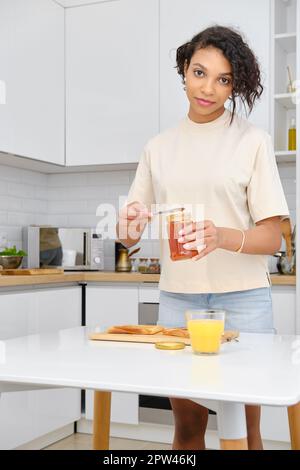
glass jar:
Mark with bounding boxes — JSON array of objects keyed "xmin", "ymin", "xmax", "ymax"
[
  {"xmin": 148, "ymin": 258, "xmax": 160, "ymax": 274},
  {"xmin": 138, "ymin": 257, "xmax": 149, "ymax": 273},
  {"xmin": 167, "ymin": 211, "xmax": 198, "ymax": 261}
]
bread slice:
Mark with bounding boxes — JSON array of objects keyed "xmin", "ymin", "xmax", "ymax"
[
  {"xmin": 163, "ymin": 328, "xmax": 189, "ymax": 338},
  {"xmin": 106, "ymin": 324, "xmax": 164, "ymax": 335}
]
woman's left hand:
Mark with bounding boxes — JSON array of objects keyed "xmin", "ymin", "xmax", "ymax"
[{"xmin": 178, "ymin": 219, "xmax": 221, "ymax": 261}]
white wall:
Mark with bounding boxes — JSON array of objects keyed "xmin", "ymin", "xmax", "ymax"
[
  {"xmin": 159, "ymin": 0, "xmax": 271, "ymax": 132},
  {"xmin": 0, "ymin": 165, "xmax": 48, "ymax": 247},
  {"xmin": 47, "ymin": 170, "xmax": 158, "ymax": 269}
]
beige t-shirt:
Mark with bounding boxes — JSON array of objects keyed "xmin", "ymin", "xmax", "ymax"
[{"xmin": 127, "ymin": 108, "xmax": 289, "ymax": 293}]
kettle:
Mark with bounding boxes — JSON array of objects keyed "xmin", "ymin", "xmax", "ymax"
[{"xmin": 115, "ymin": 246, "xmax": 140, "ymax": 272}]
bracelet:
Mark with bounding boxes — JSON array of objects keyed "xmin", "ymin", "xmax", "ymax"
[{"xmin": 236, "ymin": 229, "xmax": 245, "ymax": 253}]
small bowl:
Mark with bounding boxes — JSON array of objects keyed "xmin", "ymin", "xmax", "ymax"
[{"xmin": 0, "ymin": 256, "xmax": 23, "ymax": 269}]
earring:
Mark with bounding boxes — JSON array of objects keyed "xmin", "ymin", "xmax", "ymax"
[{"xmin": 183, "ymin": 77, "xmax": 186, "ymax": 91}]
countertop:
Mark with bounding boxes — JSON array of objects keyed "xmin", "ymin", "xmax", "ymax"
[
  {"xmin": 0, "ymin": 270, "xmax": 296, "ymax": 288},
  {"xmin": 0, "ymin": 271, "xmax": 160, "ymax": 287}
]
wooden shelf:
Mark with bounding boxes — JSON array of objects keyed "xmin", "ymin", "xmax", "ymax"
[
  {"xmin": 274, "ymin": 32, "xmax": 297, "ymax": 53},
  {"xmin": 274, "ymin": 93, "xmax": 296, "ymax": 110}
]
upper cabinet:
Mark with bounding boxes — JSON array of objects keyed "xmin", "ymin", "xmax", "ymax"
[
  {"xmin": 66, "ymin": 0, "xmax": 159, "ymax": 166},
  {"xmin": 0, "ymin": 0, "xmax": 277, "ymax": 168},
  {"xmin": 0, "ymin": 0, "xmax": 65, "ymax": 165},
  {"xmin": 159, "ymin": 0, "xmax": 271, "ymax": 132}
]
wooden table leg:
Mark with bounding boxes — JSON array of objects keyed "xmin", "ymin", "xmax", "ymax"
[
  {"xmin": 220, "ymin": 438, "xmax": 248, "ymax": 450},
  {"xmin": 93, "ymin": 391, "xmax": 111, "ymax": 450},
  {"xmin": 288, "ymin": 402, "xmax": 300, "ymax": 450}
]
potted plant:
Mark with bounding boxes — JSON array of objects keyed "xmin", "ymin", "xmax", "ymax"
[{"xmin": 0, "ymin": 246, "xmax": 27, "ymax": 269}]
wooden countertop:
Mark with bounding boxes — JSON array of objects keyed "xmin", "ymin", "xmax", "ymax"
[
  {"xmin": 0, "ymin": 271, "xmax": 295, "ymax": 288},
  {"xmin": 0, "ymin": 271, "xmax": 160, "ymax": 287},
  {"xmin": 269, "ymin": 274, "xmax": 296, "ymax": 286}
]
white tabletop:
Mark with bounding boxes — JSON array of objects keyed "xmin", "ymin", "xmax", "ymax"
[{"xmin": 0, "ymin": 327, "xmax": 299, "ymax": 407}]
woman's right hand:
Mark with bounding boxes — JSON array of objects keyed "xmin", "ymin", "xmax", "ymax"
[{"xmin": 118, "ymin": 201, "xmax": 152, "ymax": 242}]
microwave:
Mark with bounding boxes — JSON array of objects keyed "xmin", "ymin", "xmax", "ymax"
[{"xmin": 22, "ymin": 226, "xmax": 104, "ymax": 271}]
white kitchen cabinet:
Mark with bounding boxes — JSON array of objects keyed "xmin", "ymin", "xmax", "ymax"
[
  {"xmin": 139, "ymin": 284, "xmax": 160, "ymax": 304},
  {"xmin": 85, "ymin": 284, "xmax": 139, "ymax": 424},
  {"xmin": 260, "ymin": 285, "xmax": 296, "ymax": 444},
  {"xmin": 66, "ymin": 0, "xmax": 159, "ymax": 165},
  {"xmin": 0, "ymin": 0, "xmax": 65, "ymax": 164},
  {"xmin": 272, "ymin": 285, "xmax": 296, "ymax": 335},
  {"xmin": 159, "ymin": 0, "xmax": 271, "ymax": 132},
  {"xmin": 0, "ymin": 286, "xmax": 82, "ymax": 449}
]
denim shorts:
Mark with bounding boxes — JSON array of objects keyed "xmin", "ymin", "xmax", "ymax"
[{"xmin": 158, "ymin": 287, "xmax": 275, "ymax": 334}]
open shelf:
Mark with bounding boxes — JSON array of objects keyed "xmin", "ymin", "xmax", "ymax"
[
  {"xmin": 274, "ymin": 32, "xmax": 297, "ymax": 53},
  {"xmin": 275, "ymin": 150, "xmax": 296, "ymax": 163},
  {"xmin": 274, "ymin": 93, "xmax": 296, "ymax": 110},
  {"xmin": 274, "ymin": 0, "xmax": 297, "ymax": 35}
]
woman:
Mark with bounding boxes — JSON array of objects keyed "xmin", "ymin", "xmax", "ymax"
[{"xmin": 116, "ymin": 25, "xmax": 289, "ymax": 450}]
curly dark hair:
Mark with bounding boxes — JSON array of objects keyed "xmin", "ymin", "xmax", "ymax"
[{"xmin": 176, "ymin": 25, "xmax": 264, "ymax": 124}]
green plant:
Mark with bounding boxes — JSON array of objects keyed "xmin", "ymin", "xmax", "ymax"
[{"xmin": 0, "ymin": 245, "xmax": 27, "ymax": 256}]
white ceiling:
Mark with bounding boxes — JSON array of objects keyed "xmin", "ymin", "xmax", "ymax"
[{"xmin": 54, "ymin": 0, "xmax": 119, "ymax": 8}]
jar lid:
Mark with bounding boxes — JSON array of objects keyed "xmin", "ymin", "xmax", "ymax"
[
  {"xmin": 155, "ymin": 341, "xmax": 186, "ymax": 350},
  {"xmin": 167, "ymin": 211, "xmax": 190, "ymax": 222}
]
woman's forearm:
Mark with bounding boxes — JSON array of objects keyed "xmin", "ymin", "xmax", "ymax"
[{"xmin": 218, "ymin": 224, "xmax": 282, "ymax": 255}]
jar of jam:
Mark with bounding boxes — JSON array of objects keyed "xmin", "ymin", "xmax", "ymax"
[{"xmin": 167, "ymin": 211, "xmax": 198, "ymax": 261}]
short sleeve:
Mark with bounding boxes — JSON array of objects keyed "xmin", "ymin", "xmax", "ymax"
[
  {"xmin": 247, "ymin": 133, "xmax": 289, "ymax": 223},
  {"xmin": 126, "ymin": 145, "xmax": 156, "ymax": 210}
]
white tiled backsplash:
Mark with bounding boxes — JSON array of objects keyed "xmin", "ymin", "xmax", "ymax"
[
  {"xmin": 0, "ymin": 162, "xmax": 296, "ymax": 271},
  {"xmin": 0, "ymin": 164, "xmax": 159, "ymax": 270}
]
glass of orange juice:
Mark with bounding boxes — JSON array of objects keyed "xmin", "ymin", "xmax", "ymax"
[{"xmin": 186, "ymin": 309, "xmax": 225, "ymax": 355}]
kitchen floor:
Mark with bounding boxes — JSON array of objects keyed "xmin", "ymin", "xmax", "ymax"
[{"xmin": 44, "ymin": 433, "xmax": 172, "ymax": 450}]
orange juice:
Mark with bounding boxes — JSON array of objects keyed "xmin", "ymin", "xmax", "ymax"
[{"xmin": 187, "ymin": 319, "xmax": 224, "ymax": 354}]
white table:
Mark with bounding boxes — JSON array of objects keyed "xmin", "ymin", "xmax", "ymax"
[{"xmin": 0, "ymin": 326, "xmax": 299, "ymax": 450}]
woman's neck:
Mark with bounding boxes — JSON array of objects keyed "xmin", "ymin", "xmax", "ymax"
[{"xmin": 188, "ymin": 105, "xmax": 225, "ymax": 124}]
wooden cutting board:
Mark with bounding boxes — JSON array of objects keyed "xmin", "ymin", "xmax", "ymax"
[
  {"xmin": 89, "ymin": 330, "xmax": 239, "ymax": 345},
  {"xmin": 1, "ymin": 268, "xmax": 64, "ymax": 275}
]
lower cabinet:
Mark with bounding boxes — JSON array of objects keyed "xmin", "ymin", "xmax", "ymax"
[
  {"xmin": 85, "ymin": 284, "xmax": 139, "ymax": 425},
  {"xmin": 260, "ymin": 285, "xmax": 296, "ymax": 443},
  {"xmin": 271, "ymin": 285, "xmax": 296, "ymax": 335},
  {"xmin": 0, "ymin": 286, "xmax": 82, "ymax": 449}
]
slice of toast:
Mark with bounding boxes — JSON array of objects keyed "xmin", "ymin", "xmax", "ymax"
[
  {"xmin": 163, "ymin": 328, "xmax": 189, "ymax": 338},
  {"xmin": 105, "ymin": 325, "xmax": 239, "ymax": 342},
  {"xmin": 106, "ymin": 324, "xmax": 164, "ymax": 335}
]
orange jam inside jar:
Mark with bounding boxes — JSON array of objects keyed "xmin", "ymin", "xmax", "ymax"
[{"xmin": 167, "ymin": 211, "xmax": 198, "ymax": 261}]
